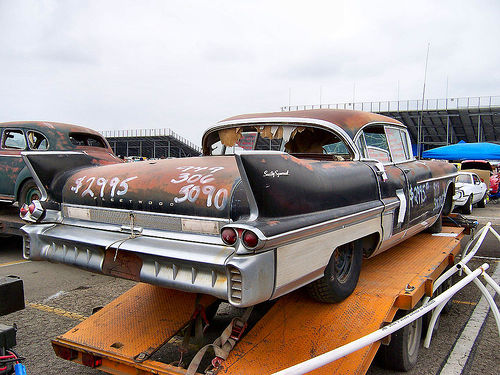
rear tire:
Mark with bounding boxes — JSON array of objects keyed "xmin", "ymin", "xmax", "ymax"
[
  {"xmin": 377, "ymin": 308, "xmax": 422, "ymax": 371},
  {"xmin": 306, "ymin": 242, "xmax": 362, "ymax": 303},
  {"xmin": 462, "ymin": 195, "xmax": 473, "ymax": 214},
  {"xmin": 477, "ymin": 193, "xmax": 487, "ymax": 208},
  {"xmin": 18, "ymin": 179, "xmax": 41, "ymax": 206}
]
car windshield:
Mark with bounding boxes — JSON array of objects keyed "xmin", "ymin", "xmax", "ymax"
[
  {"xmin": 456, "ymin": 174, "xmax": 472, "ymax": 184},
  {"xmin": 205, "ymin": 124, "xmax": 353, "ymax": 160}
]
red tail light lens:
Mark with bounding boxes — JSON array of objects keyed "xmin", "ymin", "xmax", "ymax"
[
  {"xmin": 20, "ymin": 206, "xmax": 28, "ymax": 216},
  {"xmin": 53, "ymin": 344, "xmax": 78, "ymax": 360},
  {"xmin": 242, "ymin": 230, "xmax": 258, "ymax": 248},
  {"xmin": 81, "ymin": 352, "xmax": 102, "ymax": 368},
  {"xmin": 221, "ymin": 228, "xmax": 237, "ymax": 245},
  {"xmin": 28, "ymin": 203, "xmax": 36, "ymax": 214}
]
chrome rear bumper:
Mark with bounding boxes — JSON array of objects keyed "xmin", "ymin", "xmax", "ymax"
[{"xmin": 21, "ymin": 223, "xmax": 275, "ymax": 307}]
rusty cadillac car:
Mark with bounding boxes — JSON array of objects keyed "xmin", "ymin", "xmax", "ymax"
[
  {"xmin": 20, "ymin": 110, "xmax": 456, "ymax": 307},
  {"xmin": 0, "ymin": 121, "xmax": 121, "ymax": 206}
]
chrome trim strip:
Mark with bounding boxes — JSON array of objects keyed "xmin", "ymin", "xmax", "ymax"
[
  {"xmin": 418, "ymin": 173, "xmax": 458, "ymax": 184},
  {"xmin": 382, "ymin": 199, "xmax": 399, "ymax": 211},
  {"xmin": 0, "ymin": 154, "xmax": 22, "ymax": 158},
  {"xmin": 234, "ymin": 156, "xmax": 259, "ymax": 221},
  {"xmin": 21, "ymin": 150, "xmax": 82, "ymax": 156},
  {"xmin": 225, "ymin": 205, "xmax": 384, "ymax": 249}
]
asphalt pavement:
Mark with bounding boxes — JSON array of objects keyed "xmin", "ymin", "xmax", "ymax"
[{"xmin": 0, "ymin": 203, "xmax": 498, "ymax": 375}]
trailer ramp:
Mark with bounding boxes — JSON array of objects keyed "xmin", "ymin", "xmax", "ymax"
[{"xmin": 52, "ymin": 227, "xmax": 463, "ymax": 375}]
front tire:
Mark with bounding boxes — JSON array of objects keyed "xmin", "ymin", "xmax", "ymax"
[
  {"xmin": 306, "ymin": 242, "xmax": 362, "ymax": 303},
  {"xmin": 18, "ymin": 179, "xmax": 41, "ymax": 206}
]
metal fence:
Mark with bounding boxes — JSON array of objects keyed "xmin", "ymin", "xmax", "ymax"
[
  {"xmin": 281, "ymin": 96, "xmax": 500, "ymax": 113},
  {"xmin": 100, "ymin": 128, "xmax": 201, "ymax": 153}
]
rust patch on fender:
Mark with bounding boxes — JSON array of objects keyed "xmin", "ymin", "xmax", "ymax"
[{"xmin": 279, "ymin": 154, "xmax": 314, "ymax": 171}]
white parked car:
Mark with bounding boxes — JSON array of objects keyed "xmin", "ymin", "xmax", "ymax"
[{"xmin": 454, "ymin": 172, "xmax": 488, "ymax": 214}]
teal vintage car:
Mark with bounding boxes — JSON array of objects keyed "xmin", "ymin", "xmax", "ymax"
[{"xmin": 0, "ymin": 121, "xmax": 122, "ymax": 206}]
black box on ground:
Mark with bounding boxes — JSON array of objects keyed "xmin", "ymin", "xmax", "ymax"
[
  {"xmin": 0, "ymin": 324, "xmax": 16, "ymax": 348},
  {"xmin": 0, "ymin": 276, "xmax": 25, "ymax": 316}
]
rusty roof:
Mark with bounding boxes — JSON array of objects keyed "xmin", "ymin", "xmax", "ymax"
[
  {"xmin": 218, "ymin": 109, "xmax": 403, "ymax": 138},
  {"xmin": 0, "ymin": 121, "xmax": 103, "ymax": 137}
]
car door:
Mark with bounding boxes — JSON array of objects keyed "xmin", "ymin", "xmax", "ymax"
[
  {"xmin": 471, "ymin": 174, "xmax": 485, "ymax": 204},
  {"xmin": 0, "ymin": 128, "xmax": 28, "ymax": 201},
  {"xmin": 358, "ymin": 124, "xmax": 410, "ymax": 239}
]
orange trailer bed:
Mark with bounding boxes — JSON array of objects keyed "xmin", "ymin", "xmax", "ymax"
[{"xmin": 52, "ymin": 227, "xmax": 464, "ymax": 375}]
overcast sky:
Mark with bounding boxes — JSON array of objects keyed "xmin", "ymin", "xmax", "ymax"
[{"xmin": 0, "ymin": 0, "xmax": 499, "ymax": 145}]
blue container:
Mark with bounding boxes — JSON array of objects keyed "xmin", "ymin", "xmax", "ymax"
[{"xmin": 14, "ymin": 363, "xmax": 27, "ymax": 375}]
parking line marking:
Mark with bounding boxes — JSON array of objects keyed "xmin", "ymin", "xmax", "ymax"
[
  {"xmin": 27, "ymin": 302, "xmax": 88, "ymax": 322},
  {"xmin": 0, "ymin": 259, "xmax": 31, "ymax": 267},
  {"xmin": 452, "ymin": 300, "xmax": 478, "ymax": 306},
  {"xmin": 440, "ymin": 263, "xmax": 500, "ymax": 375}
]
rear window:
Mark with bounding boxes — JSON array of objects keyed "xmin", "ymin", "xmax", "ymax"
[
  {"xmin": 69, "ymin": 133, "xmax": 107, "ymax": 148},
  {"xmin": 456, "ymin": 174, "xmax": 472, "ymax": 184},
  {"xmin": 205, "ymin": 124, "xmax": 354, "ymax": 160},
  {"xmin": 461, "ymin": 161, "xmax": 492, "ymax": 171}
]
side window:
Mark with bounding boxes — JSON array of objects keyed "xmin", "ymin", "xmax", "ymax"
[
  {"xmin": 386, "ymin": 127, "xmax": 409, "ymax": 163},
  {"xmin": 27, "ymin": 131, "xmax": 49, "ymax": 150},
  {"xmin": 69, "ymin": 133, "xmax": 107, "ymax": 148},
  {"xmin": 87, "ymin": 136, "xmax": 106, "ymax": 148},
  {"xmin": 2, "ymin": 129, "xmax": 27, "ymax": 150},
  {"xmin": 363, "ymin": 126, "xmax": 391, "ymax": 163},
  {"xmin": 473, "ymin": 175, "xmax": 480, "ymax": 184}
]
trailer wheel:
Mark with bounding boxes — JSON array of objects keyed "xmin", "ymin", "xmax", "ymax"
[
  {"xmin": 462, "ymin": 195, "xmax": 473, "ymax": 214},
  {"xmin": 439, "ymin": 268, "xmax": 454, "ymax": 314},
  {"xmin": 306, "ymin": 242, "xmax": 362, "ymax": 303},
  {"xmin": 377, "ymin": 308, "xmax": 422, "ymax": 371}
]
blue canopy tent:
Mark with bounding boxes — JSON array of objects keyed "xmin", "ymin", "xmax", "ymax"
[{"xmin": 421, "ymin": 141, "xmax": 500, "ymax": 160}]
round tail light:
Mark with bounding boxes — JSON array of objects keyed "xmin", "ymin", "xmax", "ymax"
[
  {"xmin": 221, "ymin": 228, "xmax": 237, "ymax": 245},
  {"xmin": 242, "ymin": 230, "xmax": 259, "ymax": 248},
  {"xmin": 28, "ymin": 203, "xmax": 36, "ymax": 214},
  {"xmin": 20, "ymin": 205, "xmax": 28, "ymax": 216}
]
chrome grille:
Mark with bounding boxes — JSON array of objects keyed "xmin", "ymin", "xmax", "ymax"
[
  {"xmin": 62, "ymin": 204, "xmax": 225, "ymax": 234},
  {"xmin": 23, "ymin": 235, "xmax": 31, "ymax": 258},
  {"xmin": 228, "ymin": 266, "xmax": 243, "ymax": 303}
]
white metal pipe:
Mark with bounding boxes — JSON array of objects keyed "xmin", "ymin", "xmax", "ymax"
[
  {"xmin": 424, "ymin": 262, "xmax": 500, "ymax": 347},
  {"xmin": 272, "ymin": 264, "xmax": 489, "ymax": 375},
  {"xmin": 461, "ymin": 223, "xmax": 491, "ymax": 265},
  {"xmin": 482, "ymin": 272, "xmax": 500, "ymax": 296},
  {"xmin": 489, "ymin": 225, "xmax": 500, "ymax": 243},
  {"xmin": 423, "ymin": 295, "xmax": 452, "ymax": 348},
  {"xmin": 462, "ymin": 264, "xmax": 500, "ymax": 337},
  {"xmin": 425, "ymin": 223, "xmax": 500, "ymax": 346}
]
